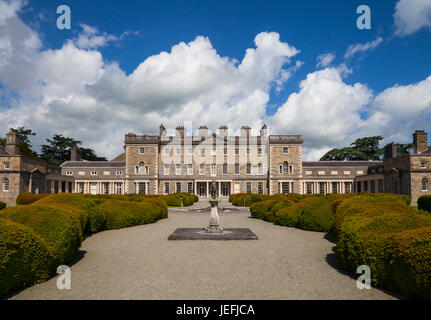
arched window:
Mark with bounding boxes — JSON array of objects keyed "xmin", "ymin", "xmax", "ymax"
[
  {"xmin": 283, "ymin": 161, "xmax": 288, "ymax": 174},
  {"xmin": 422, "ymin": 177, "xmax": 429, "ymax": 191},
  {"xmin": 136, "ymin": 162, "xmax": 149, "ymax": 175},
  {"xmin": 3, "ymin": 178, "xmax": 9, "ymax": 191}
]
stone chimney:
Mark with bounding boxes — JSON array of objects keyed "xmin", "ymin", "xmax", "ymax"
[
  {"xmin": 260, "ymin": 124, "xmax": 268, "ymax": 137},
  {"xmin": 219, "ymin": 125, "xmax": 228, "ymax": 136},
  {"xmin": 176, "ymin": 126, "xmax": 185, "ymax": 137},
  {"xmin": 384, "ymin": 142, "xmax": 398, "ymax": 159},
  {"xmin": 159, "ymin": 124, "xmax": 167, "ymax": 137},
  {"xmin": 70, "ymin": 146, "xmax": 82, "ymax": 161},
  {"xmin": 241, "ymin": 126, "xmax": 251, "ymax": 136},
  {"xmin": 413, "ymin": 130, "xmax": 428, "ymax": 154},
  {"xmin": 5, "ymin": 131, "xmax": 20, "ymax": 155},
  {"xmin": 198, "ymin": 126, "xmax": 208, "ymax": 137}
]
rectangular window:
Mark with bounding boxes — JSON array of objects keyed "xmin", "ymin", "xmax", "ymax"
[
  {"xmin": 235, "ymin": 148, "xmax": 239, "ymax": 155},
  {"xmin": 187, "ymin": 164, "xmax": 193, "ymax": 175},
  {"xmin": 176, "ymin": 182, "xmax": 181, "ymax": 193},
  {"xmin": 164, "ymin": 148, "xmax": 170, "ymax": 155},
  {"xmin": 66, "ymin": 171, "xmax": 73, "ymax": 176},
  {"xmin": 378, "ymin": 180, "xmax": 383, "ymax": 193},
  {"xmin": 258, "ymin": 182, "xmax": 263, "ymax": 194},
  {"xmin": 246, "ymin": 163, "xmax": 251, "ymax": 174},
  {"xmin": 283, "ymin": 147, "xmax": 289, "ymax": 154},
  {"xmin": 306, "ymin": 182, "xmax": 313, "ymax": 194},
  {"xmin": 345, "ymin": 182, "xmax": 351, "ymax": 193},
  {"xmin": 200, "ymin": 148, "xmax": 205, "ymax": 156},
  {"xmin": 187, "ymin": 148, "xmax": 193, "ymax": 156},
  {"xmin": 281, "ymin": 182, "xmax": 290, "ymax": 194},
  {"xmin": 258, "ymin": 148, "xmax": 262, "ymax": 155},
  {"xmin": 138, "ymin": 182, "xmax": 147, "ymax": 194},
  {"xmin": 115, "ymin": 183, "xmax": 123, "ymax": 194},
  {"xmin": 222, "ymin": 163, "xmax": 227, "ymax": 174},
  {"xmin": 246, "ymin": 148, "xmax": 250, "ymax": 155},
  {"xmin": 319, "ymin": 182, "xmax": 325, "ymax": 194},
  {"xmin": 421, "ymin": 161, "xmax": 427, "ymax": 168},
  {"xmin": 246, "ymin": 182, "xmax": 252, "ymax": 193},
  {"xmin": 332, "ymin": 182, "xmax": 338, "ymax": 193},
  {"xmin": 164, "ymin": 182, "xmax": 170, "ymax": 195},
  {"xmin": 224, "ymin": 148, "xmax": 227, "ymax": 155},
  {"xmin": 210, "ymin": 164, "xmax": 216, "ymax": 176},
  {"xmin": 258, "ymin": 163, "xmax": 263, "ymax": 175},
  {"xmin": 175, "ymin": 164, "xmax": 182, "ymax": 175},
  {"xmin": 91, "ymin": 171, "xmax": 98, "ymax": 176},
  {"xmin": 187, "ymin": 182, "xmax": 193, "ymax": 194},
  {"xmin": 289, "ymin": 165, "xmax": 293, "ymax": 174},
  {"xmin": 104, "ymin": 182, "xmax": 110, "ymax": 194},
  {"xmin": 175, "ymin": 148, "xmax": 181, "ymax": 155},
  {"xmin": 78, "ymin": 182, "xmax": 84, "ymax": 194},
  {"xmin": 139, "ymin": 147, "xmax": 145, "ymax": 154},
  {"xmin": 116, "ymin": 171, "xmax": 123, "ymax": 175},
  {"xmin": 211, "ymin": 149, "xmax": 216, "ymax": 156},
  {"xmin": 4, "ymin": 161, "xmax": 10, "ymax": 169},
  {"xmin": 199, "ymin": 164, "xmax": 205, "ymax": 175},
  {"xmin": 370, "ymin": 180, "xmax": 376, "ymax": 193},
  {"xmin": 234, "ymin": 163, "xmax": 239, "ymax": 174},
  {"xmin": 164, "ymin": 164, "xmax": 170, "ymax": 175}
]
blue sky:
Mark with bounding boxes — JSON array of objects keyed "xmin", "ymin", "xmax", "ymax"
[{"xmin": 1, "ymin": 0, "xmax": 431, "ymax": 159}]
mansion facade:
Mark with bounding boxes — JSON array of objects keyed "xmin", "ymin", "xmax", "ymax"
[{"xmin": 1, "ymin": 125, "xmax": 431, "ymax": 205}]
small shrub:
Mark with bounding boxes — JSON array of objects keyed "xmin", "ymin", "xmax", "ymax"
[
  {"xmin": 0, "ymin": 218, "xmax": 54, "ymax": 296},
  {"xmin": 418, "ymin": 195, "xmax": 431, "ymax": 212},
  {"xmin": 16, "ymin": 193, "xmax": 49, "ymax": 205},
  {"xmin": 0, "ymin": 201, "xmax": 6, "ymax": 210},
  {"xmin": 250, "ymin": 200, "xmax": 278, "ymax": 221}
]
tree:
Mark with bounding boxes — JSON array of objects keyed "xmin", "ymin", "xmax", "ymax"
[
  {"xmin": 40, "ymin": 134, "xmax": 106, "ymax": 165},
  {"xmin": 0, "ymin": 137, "xmax": 5, "ymax": 147},
  {"xmin": 397, "ymin": 143, "xmax": 414, "ymax": 156},
  {"xmin": 320, "ymin": 136, "xmax": 384, "ymax": 161},
  {"xmin": 9, "ymin": 127, "xmax": 38, "ymax": 157}
]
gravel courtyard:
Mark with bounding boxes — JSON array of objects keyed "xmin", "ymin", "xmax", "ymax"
[{"xmin": 9, "ymin": 201, "xmax": 400, "ymax": 300}]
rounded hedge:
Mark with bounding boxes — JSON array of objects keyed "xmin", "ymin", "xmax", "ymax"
[
  {"xmin": 16, "ymin": 193, "xmax": 49, "ymax": 205},
  {"xmin": 250, "ymin": 200, "xmax": 278, "ymax": 221},
  {"xmin": 0, "ymin": 218, "xmax": 54, "ymax": 296},
  {"xmin": 0, "ymin": 205, "xmax": 82, "ymax": 265},
  {"xmin": 418, "ymin": 195, "xmax": 431, "ymax": 212},
  {"xmin": 274, "ymin": 201, "xmax": 308, "ymax": 227},
  {"xmin": 0, "ymin": 201, "xmax": 6, "ymax": 210},
  {"xmin": 297, "ymin": 197, "xmax": 336, "ymax": 232}
]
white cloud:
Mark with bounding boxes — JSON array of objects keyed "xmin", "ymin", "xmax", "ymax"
[
  {"xmin": 75, "ymin": 24, "xmax": 119, "ymax": 49},
  {"xmin": 316, "ymin": 53, "xmax": 335, "ymax": 68},
  {"xmin": 344, "ymin": 37, "xmax": 383, "ymax": 59},
  {"xmin": 394, "ymin": 0, "xmax": 431, "ymax": 36}
]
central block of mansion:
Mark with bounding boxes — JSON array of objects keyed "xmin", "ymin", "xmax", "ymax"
[{"xmin": 2, "ymin": 125, "xmax": 431, "ymax": 204}]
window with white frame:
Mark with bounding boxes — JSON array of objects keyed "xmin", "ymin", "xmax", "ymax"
[
  {"xmin": 421, "ymin": 161, "xmax": 428, "ymax": 169},
  {"xmin": 3, "ymin": 161, "xmax": 10, "ymax": 169},
  {"xmin": 332, "ymin": 182, "xmax": 338, "ymax": 193},
  {"xmin": 138, "ymin": 182, "xmax": 148, "ymax": 194},
  {"xmin": 258, "ymin": 163, "xmax": 263, "ymax": 175},
  {"xmin": 211, "ymin": 149, "xmax": 216, "ymax": 156},
  {"xmin": 258, "ymin": 182, "xmax": 263, "ymax": 194},
  {"xmin": 224, "ymin": 148, "xmax": 227, "ymax": 155},
  {"xmin": 210, "ymin": 164, "xmax": 216, "ymax": 176},
  {"xmin": 164, "ymin": 182, "xmax": 170, "ymax": 194},
  {"xmin": 258, "ymin": 148, "xmax": 262, "ymax": 155},
  {"xmin": 283, "ymin": 147, "xmax": 289, "ymax": 154},
  {"xmin": 345, "ymin": 182, "xmax": 351, "ymax": 194},
  {"xmin": 235, "ymin": 148, "xmax": 239, "ymax": 155},
  {"xmin": 246, "ymin": 148, "xmax": 250, "ymax": 155},
  {"xmin": 306, "ymin": 182, "xmax": 313, "ymax": 194},
  {"xmin": 199, "ymin": 164, "xmax": 205, "ymax": 175},
  {"xmin": 139, "ymin": 147, "xmax": 145, "ymax": 154},
  {"xmin": 246, "ymin": 182, "xmax": 252, "ymax": 193},
  {"xmin": 246, "ymin": 163, "xmax": 251, "ymax": 174},
  {"xmin": 116, "ymin": 171, "xmax": 123, "ymax": 175},
  {"xmin": 91, "ymin": 171, "xmax": 98, "ymax": 176},
  {"xmin": 281, "ymin": 182, "xmax": 290, "ymax": 194},
  {"xmin": 187, "ymin": 148, "xmax": 193, "ymax": 156},
  {"xmin": 175, "ymin": 164, "xmax": 182, "ymax": 175},
  {"xmin": 175, "ymin": 148, "xmax": 181, "ymax": 156},
  {"xmin": 164, "ymin": 148, "xmax": 170, "ymax": 155},
  {"xmin": 104, "ymin": 182, "xmax": 109, "ymax": 194},
  {"xmin": 222, "ymin": 163, "xmax": 227, "ymax": 174},
  {"xmin": 200, "ymin": 148, "xmax": 205, "ymax": 156},
  {"xmin": 136, "ymin": 162, "xmax": 149, "ymax": 174},
  {"xmin": 66, "ymin": 171, "xmax": 73, "ymax": 176},
  {"xmin": 176, "ymin": 182, "xmax": 181, "ymax": 193},
  {"xmin": 187, "ymin": 164, "xmax": 193, "ymax": 175},
  {"xmin": 234, "ymin": 163, "xmax": 239, "ymax": 174},
  {"xmin": 422, "ymin": 177, "xmax": 429, "ymax": 191},
  {"xmin": 164, "ymin": 164, "xmax": 170, "ymax": 175},
  {"xmin": 187, "ymin": 182, "xmax": 193, "ymax": 194},
  {"xmin": 115, "ymin": 182, "xmax": 123, "ymax": 194},
  {"xmin": 2, "ymin": 178, "xmax": 9, "ymax": 191},
  {"xmin": 283, "ymin": 161, "xmax": 288, "ymax": 174},
  {"xmin": 279, "ymin": 165, "xmax": 283, "ymax": 174},
  {"xmin": 78, "ymin": 182, "xmax": 84, "ymax": 194}
]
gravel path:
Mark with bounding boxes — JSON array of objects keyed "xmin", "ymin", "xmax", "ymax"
[{"xmin": 9, "ymin": 201, "xmax": 400, "ymax": 300}]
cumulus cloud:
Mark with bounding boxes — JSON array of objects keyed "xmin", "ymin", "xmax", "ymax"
[
  {"xmin": 345, "ymin": 37, "xmax": 383, "ymax": 59},
  {"xmin": 316, "ymin": 53, "xmax": 335, "ymax": 68},
  {"xmin": 394, "ymin": 0, "xmax": 431, "ymax": 36}
]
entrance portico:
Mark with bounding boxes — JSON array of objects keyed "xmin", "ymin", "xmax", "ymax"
[{"xmin": 194, "ymin": 180, "xmax": 233, "ymax": 198}]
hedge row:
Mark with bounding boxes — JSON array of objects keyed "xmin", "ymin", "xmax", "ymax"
[
  {"xmin": 335, "ymin": 197, "xmax": 431, "ymax": 299},
  {"xmin": 0, "ymin": 201, "xmax": 6, "ymax": 210},
  {"xmin": 0, "ymin": 193, "xmax": 169, "ymax": 296},
  {"xmin": 16, "ymin": 193, "xmax": 49, "ymax": 205},
  {"xmin": 418, "ymin": 195, "xmax": 431, "ymax": 212}
]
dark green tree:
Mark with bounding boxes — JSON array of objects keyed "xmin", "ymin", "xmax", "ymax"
[
  {"xmin": 40, "ymin": 134, "xmax": 106, "ymax": 165},
  {"xmin": 320, "ymin": 136, "xmax": 384, "ymax": 161},
  {"xmin": 0, "ymin": 137, "xmax": 5, "ymax": 147},
  {"xmin": 9, "ymin": 127, "xmax": 38, "ymax": 157},
  {"xmin": 396, "ymin": 143, "xmax": 414, "ymax": 156}
]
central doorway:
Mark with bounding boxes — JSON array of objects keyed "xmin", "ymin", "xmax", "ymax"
[{"xmin": 221, "ymin": 182, "xmax": 231, "ymax": 197}]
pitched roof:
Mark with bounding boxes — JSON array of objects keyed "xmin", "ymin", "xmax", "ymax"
[
  {"xmin": 111, "ymin": 152, "xmax": 125, "ymax": 161},
  {"xmin": 61, "ymin": 161, "xmax": 126, "ymax": 168}
]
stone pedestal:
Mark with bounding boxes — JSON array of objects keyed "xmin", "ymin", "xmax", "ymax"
[{"xmin": 205, "ymin": 199, "xmax": 223, "ymax": 233}]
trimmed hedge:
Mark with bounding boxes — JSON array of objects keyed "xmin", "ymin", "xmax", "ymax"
[
  {"xmin": 16, "ymin": 193, "xmax": 49, "ymax": 205},
  {"xmin": 418, "ymin": 195, "xmax": 431, "ymax": 212},
  {"xmin": 100, "ymin": 199, "xmax": 167, "ymax": 230},
  {"xmin": 0, "ymin": 218, "xmax": 54, "ymax": 296},
  {"xmin": 0, "ymin": 206, "xmax": 81, "ymax": 265},
  {"xmin": 0, "ymin": 201, "xmax": 6, "ymax": 210},
  {"xmin": 274, "ymin": 201, "xmax": 307, "ymax": 227}
]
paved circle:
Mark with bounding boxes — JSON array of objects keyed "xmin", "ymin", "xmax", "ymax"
[{"xmin": 9, "ymin": 201, "xmax": 400, "ymax": 300}]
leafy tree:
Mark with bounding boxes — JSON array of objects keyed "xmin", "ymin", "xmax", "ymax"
[
  {"xmin": 320, "ymin": 136, "xmax": 384, "ymax": 161},
  {"xmin": 40, "ymin": 134, "xmax": 106, "ymax": 165},
  {"xmin": 9, "ymin": 127, "xmax": 38, "ymax": 157},
  {"xmin": 397, "ymin": 143, "xmax": 414, "ymax": 156},
  {"xmin": 0, "ymin": 137, "xmax": 5, "ymax": 147}
]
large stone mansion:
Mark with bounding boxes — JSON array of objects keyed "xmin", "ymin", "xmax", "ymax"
[{"xmin": 1, "ymin": 125, "xmax": 431, "ymax": 205}]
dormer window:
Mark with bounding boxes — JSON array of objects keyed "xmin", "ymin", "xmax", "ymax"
[
  {"xmin": 116, "ymin": 171, "xmax": 123, "ymax": 175},
  {"xmin": 91, "ymin": 171, "xmax": 98, "ymax": 176},
  {"xmin": 66, "ymin": 171, "xmax": 73, "ymax": 176}
]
